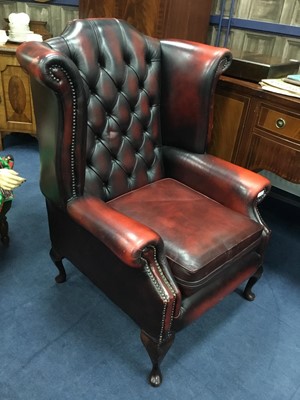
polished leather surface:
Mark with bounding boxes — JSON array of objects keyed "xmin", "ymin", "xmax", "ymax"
[
  {"xmin": 17, "ymin": 19, "xmax": 232, "ymax": 205},
  {"xmin": 160, "ymin": 40, "xmax": 232, "ymax": 153},
  {"xmin": 16, "ymin": 18, "xmax": 270, "ymax": 355},
  {"xmin": 108, "ymin": 178, "xmax": 263, "ymax": 295},
  {"xmin": 68, "ymin": 196, "xmax": 163, "ymax": 268},
  {"xmin": 18, "ymin": 19, "xmax": 164, "ymax": 204},
  {"xmin": 46, "ymin": 199, "xmax": 180, "ymax": 340}
]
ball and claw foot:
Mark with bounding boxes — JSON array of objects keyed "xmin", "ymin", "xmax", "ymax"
[
  {"xmin": 141, "ymin": 330, "xmax": 175, "ymax": 387},
  {"xmin": 55, "ymin": 270, "xmax": 67, "ymax": 284},
  {"xmin": 149, "ymin": 365, "xmax": 162, "ymax": 387},
  {"xmin": 243, "ymin": 266, "xmax": 263, "ymax": 302},
  {"xmin": 243, "ymin": 288, "xmax": 256, "ymax": 302}
]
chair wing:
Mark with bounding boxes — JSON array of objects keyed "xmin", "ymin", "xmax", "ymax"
[{"xmin": 16, "ymin": 18, "xmax": 271, "ymax": 387}]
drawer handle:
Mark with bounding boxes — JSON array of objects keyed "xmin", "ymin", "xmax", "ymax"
[{"xmin": 276, "ymin": 118, "xmax": 286, "ymax": 128}]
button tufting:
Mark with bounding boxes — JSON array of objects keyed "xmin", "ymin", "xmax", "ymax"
[
  {"xmin": 123, "ymin": 53, "xmax": 131, "ymax": 65},
  {"xmin": 145, "ymin": 53, "xmax": 152, "ymax": 65}
]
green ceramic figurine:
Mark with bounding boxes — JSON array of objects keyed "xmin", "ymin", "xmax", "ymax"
[{"xmin": 0, "ymin": 155, "xmax": 26, "ymax": 211}]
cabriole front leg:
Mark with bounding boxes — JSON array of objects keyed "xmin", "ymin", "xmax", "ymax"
[
  {"xmin": 50, "ymin": 247, "xmax": 66, "ymax": 283},
  {"xmin": 141, "ymin": 330, "xmax": 175, "ymax": 387},
  {"xmin": 243, "ymin": 266, "xmax": 263, "ymax": 301}
]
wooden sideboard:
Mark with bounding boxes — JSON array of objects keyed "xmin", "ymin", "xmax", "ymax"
[
  {"xmin": 209, "ymin": 76, "xmax": 300, "ymax": 184},
  {"xmin": 0, "ymin": 43, "xmax": 36, "ymax": 150},
  {"xmin": 79, "ymin": 0, "xmax": 213, "ymax": 42}
]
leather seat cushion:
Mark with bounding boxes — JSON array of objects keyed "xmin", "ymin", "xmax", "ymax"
[{"xmin": 108, "ymin": 178, "xmax": 263, "ymax": 295}]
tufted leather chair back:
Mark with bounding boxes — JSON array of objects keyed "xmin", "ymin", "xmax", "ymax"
[
  {"xmin": 45, "ymin": 18, "xmax": 163, "ymax": 202},
  {"xmin": 22, "ymin": 18, "xmax": 231, "ymax": 207}
]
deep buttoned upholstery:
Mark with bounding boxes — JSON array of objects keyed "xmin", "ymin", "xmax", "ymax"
[{"xmin": 16, "ymin": 18, "xmax": 271, "ymax": 387}]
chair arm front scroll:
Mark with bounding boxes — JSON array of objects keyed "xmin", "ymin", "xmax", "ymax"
[
  {"xmin": 163, "ymin": 147, "xmax": 271, "ymax": 220},
  {"xmin": 67, "ymin": 197, "xmax": 181, "ymax": 335},
  {"xmin": 17, "ymin": 41, "xmax": 82, "ymax": 92},
  {"xmin": 16, "ymin": 41, "xmax": 87, "ymax": 205},
  {"xmin": 67, "ymin": 197, "xmax": 165, "ymax": 268}
]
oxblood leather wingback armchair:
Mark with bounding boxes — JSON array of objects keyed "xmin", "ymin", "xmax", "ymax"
[{"xmin": 17, "ymin": 18, "xmax": 271, "ymax": 386}]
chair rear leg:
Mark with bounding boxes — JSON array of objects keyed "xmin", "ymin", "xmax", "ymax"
[
  {"xmin": 50, "ymin": 247, "xmax": 66, "ymax": 283},
  {"xmin": 141, "ymin": 330, "xmax": 175, "ymax": 387},
  {"xmin": 243, "ymin": 265, "xmax": 263, "ymax": 301}
]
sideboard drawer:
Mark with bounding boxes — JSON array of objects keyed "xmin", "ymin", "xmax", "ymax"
[
  {"xmin": 211, "ymin": 76, "xmax": 300, "ymax": 184},
  {"xmin": 256, "ymin": 105, "xmax": 300, "ymax": 141}
]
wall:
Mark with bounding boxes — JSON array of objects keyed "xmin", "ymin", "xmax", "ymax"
[
  {"xmin": 0, "ymin": 0, "xmax": 79, "ymax": 37},
  {"xmin": 209, "ymin": 0, "xmax": 300, "ymax": 63}
]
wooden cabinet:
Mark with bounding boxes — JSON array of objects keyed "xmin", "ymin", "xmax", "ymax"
[
  {"xmin": 79, "ymin": 0, "xmax": 213, "ymax": 42},
  {"xmin": 209, "ymin": 76, "xmax": 300, "ymax": 184},
  {"xmin": 0, "ymin": 43, "xmax": 36, "ymax": 150}
]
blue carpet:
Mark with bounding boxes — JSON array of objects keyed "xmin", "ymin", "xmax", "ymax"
[{"xmin": 1, "ymin": 134, "xmax": 300, "ymax": 400}]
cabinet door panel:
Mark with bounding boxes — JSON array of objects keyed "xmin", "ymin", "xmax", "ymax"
[
  {"xmin": 210, "ymin": 91, "xmax": 250, "ymax": 162},
  {"xmin": 0, "ymin": 63, "xmax": 35, "ymax": 133},
  {"xmin": 79, "ymin": 0, "xmax": 212, "ymax": 41},
  {"xmin": 246, "ymin": 133, "xmax": 300, "ymax": 183},
  {"xmin": 0, "ymin": 47, "xmax": 36, "ymax": 150},
  {"xmin": 117, "ymin": 0, "xmax": 161, "ymax": 37},
  {"xmin": 160, "ymin": 0, "xmax": 212, "ymax": 42},
  {"xmin": 79, "ymin": 0, "xmax": 117, "ymax": 18}
]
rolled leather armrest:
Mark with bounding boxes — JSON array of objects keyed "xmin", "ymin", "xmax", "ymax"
[
  {"xmin": 16, "ymin": 41, "xmax": 82, "ymax": 93},
  {"xmin": 17, "ymin": 41, "xmax": 88, "ymax": 206},
  {"xmin": 67, "ymin": 197, "xmax": 164, "ymax": 268},
  {"xmin": 163, "ymin": 146, "xmax": 271, "ymax": 218}
]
